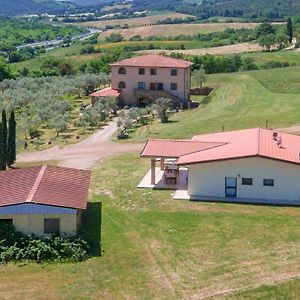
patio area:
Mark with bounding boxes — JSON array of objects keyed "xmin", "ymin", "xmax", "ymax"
[{"xmin": 137, "ymin": 166, "xmax": 188, "ymax": 190}]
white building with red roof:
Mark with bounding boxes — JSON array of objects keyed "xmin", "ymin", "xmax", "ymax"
[
  {"xmin": 0, "ymin": 165, "xmax": 91, "ymax": 236},
  {"xmin": 140, "ymin": 128, "xmax": 300, "ymax": 205},
  {"xmin": 90, "ymin": 54, "xmax": 193, "ymax": 107}
]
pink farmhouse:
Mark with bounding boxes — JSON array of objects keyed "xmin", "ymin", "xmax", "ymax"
[{"xmin": 90, "ymin": 54, "xmax": 193, "ymax": 107}]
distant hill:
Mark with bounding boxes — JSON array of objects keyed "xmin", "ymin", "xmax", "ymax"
[
  {"xmin": 69, "ymin": 0, "xmax": 112, "ymax": 5},
  {"xmin": 0, "ymin": 0, "xmax": 75, "ymax": 16},
  {"xmin": 132, "ymin": 0, "xmax": 300, "ymax": 20}
]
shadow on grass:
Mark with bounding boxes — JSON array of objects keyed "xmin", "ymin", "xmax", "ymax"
[{"xmin": 79, "ymin": 202, "xmax": 102, "ymax": 256}]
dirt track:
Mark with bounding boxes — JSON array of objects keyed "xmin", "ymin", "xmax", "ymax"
[{"xmin": 17, "ymin": 121, "xmax": 142, "ymax": 170}]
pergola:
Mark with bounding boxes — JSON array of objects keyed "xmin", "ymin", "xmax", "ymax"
[{"xmin": 140, "ymin": 139, "xmax": 221, "ymax": 185}]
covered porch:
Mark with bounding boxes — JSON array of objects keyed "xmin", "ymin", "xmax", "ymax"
[{"xmin": 137, "ymin": 158, "xmax": 188, "ymax": 190}]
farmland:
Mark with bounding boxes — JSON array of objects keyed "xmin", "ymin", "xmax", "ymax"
[
  {"xmin": 73, "ymin": 13, "xmax": 194, "ymax": 28},
  {"xmin": 142, "ymin": 42, "xmax": 263, "ymax": 56},
  {"xmin": 99, "ymin": 22, "xmax": 261, "ymax": 39}
]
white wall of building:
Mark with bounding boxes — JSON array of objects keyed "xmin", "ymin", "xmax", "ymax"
[
  {"xmin": 111, "ymin": 66, "xmax": 190, "ymax": 105},
  {"xmin": 0, "ymin": 213, "xmax": 77, "ymax": 236},
  {"xmin": 187, "ymin": 157, "xmax": 300, "ymax": 201}
]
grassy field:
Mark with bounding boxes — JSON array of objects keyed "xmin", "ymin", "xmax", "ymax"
[
  {"xmin": 3, "ymin": 153, "xmax": 300, "ymax": 299},
  {"xmin": 99, "ymin": 22, "xmax": 260, "ymax": 39},
  {"xmin": 129, "ymin": 66, "xmax": 300, "ymax": 142},
  {"xmin": 74, "ymin": 13, "xmax": 194, "ymax": 28},
  {"xmin": 142, "ymin": 42, "xmax": 262, "ymax": 56},
  {"xmin": 241, "ymin": 50, "xmax": 300, "ymax": 67}
]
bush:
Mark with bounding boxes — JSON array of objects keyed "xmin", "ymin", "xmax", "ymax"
[
  {"xmin": 29, "ymin": 128, "xmax": 42, "ymax": 139},
  {"xmin": 0, "ymin": 223, "xmax": 89, "ymax": 263}
]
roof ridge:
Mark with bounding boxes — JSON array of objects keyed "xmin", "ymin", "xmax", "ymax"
[
  {"xmin": 26, "ymin": 165, "xmax": 47, "ymax": 203},
  {"xmin": 148, "ymin": 138, "xmax": 224, "ymax": 144},
  {"xmin": 178, "ymin": 142, "xmax": 229, "ymax": 158}
]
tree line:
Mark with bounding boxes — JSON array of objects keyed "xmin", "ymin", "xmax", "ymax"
[{"xmin": 0, "ymin": 110, "xmax": 16, "ymax": 170}]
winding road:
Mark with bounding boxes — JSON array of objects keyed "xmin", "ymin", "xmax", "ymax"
[{"xmin": 17, "ymin": 121, "xmax": 142, "ymax": 170}]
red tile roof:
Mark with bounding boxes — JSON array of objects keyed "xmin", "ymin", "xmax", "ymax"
[
  {"xmin": 177, "ymin": 128, "xmax": 300, "ymax": 165},
  {"xmin": 0, "ymin": 166, "xmax": 91, "ymax": 209},
  {"xmin": 111, "ymin": 54, "xmax": 193, "ymax": 68},
  {"xmin": 141, "ymin": 139, "xmax": 226, "ymax": 158},
  {"xmin": 90, "ymin": 87, "xmax": 120, "ymax": 98}
]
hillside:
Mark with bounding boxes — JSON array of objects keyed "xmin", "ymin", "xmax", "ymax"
[
  {"xmin": 0, "ymin": 0, "xmax": 75, "ymax": 16},
  {"xmin": 132, "ymin": 0, "xmax": 300, "ymax": 20}
]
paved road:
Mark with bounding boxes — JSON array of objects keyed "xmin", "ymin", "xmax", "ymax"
[
  {"xmin": 16, "ymin": 28, "xmax": 102, "ymax": 50},
  {"xmin": 17, "ymin": 121, "xmax": 142, "ymax": 170}
]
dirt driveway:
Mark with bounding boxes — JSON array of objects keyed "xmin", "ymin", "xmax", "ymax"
[{"xmin": 17, "ymin": 121, "xmax": 143, "ymax": 170}]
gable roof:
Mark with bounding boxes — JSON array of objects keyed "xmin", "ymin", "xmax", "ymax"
[
  {"xmin": 177, "ymin": 128, "xmax": 300, "ymax": 165},
  {"xmin": 90, "ymin": 87, "xmax": 120, "ymax": 98},
  {"xmin": 141, "ymin": 139, "xmax": 226, "ymax": 158},
  {"xmin": 111, "ymin": 54, "xmax": 193, "ymax": 69},
  {"xmin": 0, "ymin": 165, "xmax": 91, "ymax": 209}
]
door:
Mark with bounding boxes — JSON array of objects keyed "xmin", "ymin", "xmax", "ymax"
[{"xmin": 225, "ymin": 177, "xmax": 237, "ymax": 197}]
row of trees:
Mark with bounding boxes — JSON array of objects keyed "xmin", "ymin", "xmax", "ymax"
[{"xmin": 0, "ymin": 110, "xmax": 16, "ymax": 170}]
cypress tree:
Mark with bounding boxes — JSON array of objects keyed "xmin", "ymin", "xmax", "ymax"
[
  {"xmin": 1, "ymin": 110, "xmax": 7, "ymax": 170},
  {"xmin": 287, "ymin": 17, "xmax": 293, "ymax": 43},
  {"xmin": 0, "ymin": 122, "xmax": 5, "ymax": 171},
  {"xmin": 7, "ymin": 111, "xmax": 16, "ymax": 167}
]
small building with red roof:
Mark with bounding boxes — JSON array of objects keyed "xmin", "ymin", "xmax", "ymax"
[
  {"xmin": 90, "ymin": 54, "xmax": 193, "ymax": 107},
  {"xmin": 0, "ymin": 165, "xmax": 91, "ymax": 236},
  {"xmin": 140, "ymin": 128, "xmax": 300, "ymax": 205}
]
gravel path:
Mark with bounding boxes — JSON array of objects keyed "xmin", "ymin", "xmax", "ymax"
[{"xmin": 17, "ymin": 121, "xmax": 142, "ymax": 170}]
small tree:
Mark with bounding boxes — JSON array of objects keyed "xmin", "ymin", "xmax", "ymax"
[
  {"xmin": 1, "ymin": 110, "xmax": 7, "ymax": 170},
  {"xmin": 287, "ymin": 17, "xmax": 293, "ymax": 43},
  {"xmin": 153, "ymin": 98, "xmax": 174, "ymax": 123},
  {"xmin": 7, "ymin": 111, "xmax": 16, "ymax": 167},
  {"xmin": 49, "ymin": 115, "xmax": 69, "ymax": 137},
  {"xmin": 258, "ymin": 34, "xmax": 276, "ymax": 52},
  {"xmin": 193, "ymin": 68, "xmax": 207, "ymax": 88},
  {"xmin": 0, "ymin": 122, "xmax": 5, "ymax": 171}
]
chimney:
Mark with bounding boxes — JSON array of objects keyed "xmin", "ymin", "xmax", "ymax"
[{"xmin": 273, "ymin": 132, "xmax": 278, "ymax": 141}]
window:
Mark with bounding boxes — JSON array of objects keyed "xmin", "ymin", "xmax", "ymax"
[
  {"xmin": 263, "ymin": 179, "xmax": 274, "ymax": 186},
  {"xmin": 242, "ymin": 178, "xmax": 253, "ymax": 185},
  {"xmin": 118, "ymin": 81, "xmax": 126, "ymax": 89},
  {"xmin": 44, "ymin": 218, "xmax": 60, "ymax": 234},
  {"xmin": 171, "ymin": 69, "xmax": 178, "ymax": 76},
  {"xmin": 170, "ymin": 83, "xmax": 177, "ymax": 90},
  {"xmin": 157, "ymin": 83, "xmax": 163, "ymax": 90},
  {"xmin": 118, "ymin": 67, "xmax": 126, "ymax": 74},
  {"xmin": 150, "ymin": 68, "xmax": 157, "ymax": 75},
  {"xmin": 138, "ymin": 82, "xmax": 145, "ymax": 89},
  {"xmin": 139, "ymin": 68, "xmax": 145, "ymax": 75},
  {"xmin": 150, "ymin": 83, "xmax": 156, "ymax": 90}
]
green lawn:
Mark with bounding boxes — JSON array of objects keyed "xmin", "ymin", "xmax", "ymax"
[
  {"xmin": 3, "ymin": 154, "xmax": 300, "ymax": 299},
  {"xmin": 129, "ymin": 67, "xmax": 300, "ymax": 142}
]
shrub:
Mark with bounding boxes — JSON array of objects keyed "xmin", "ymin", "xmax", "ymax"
[{"xmin": 0, "ymin": 222, "xmax": 89, "ymax": 263}]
